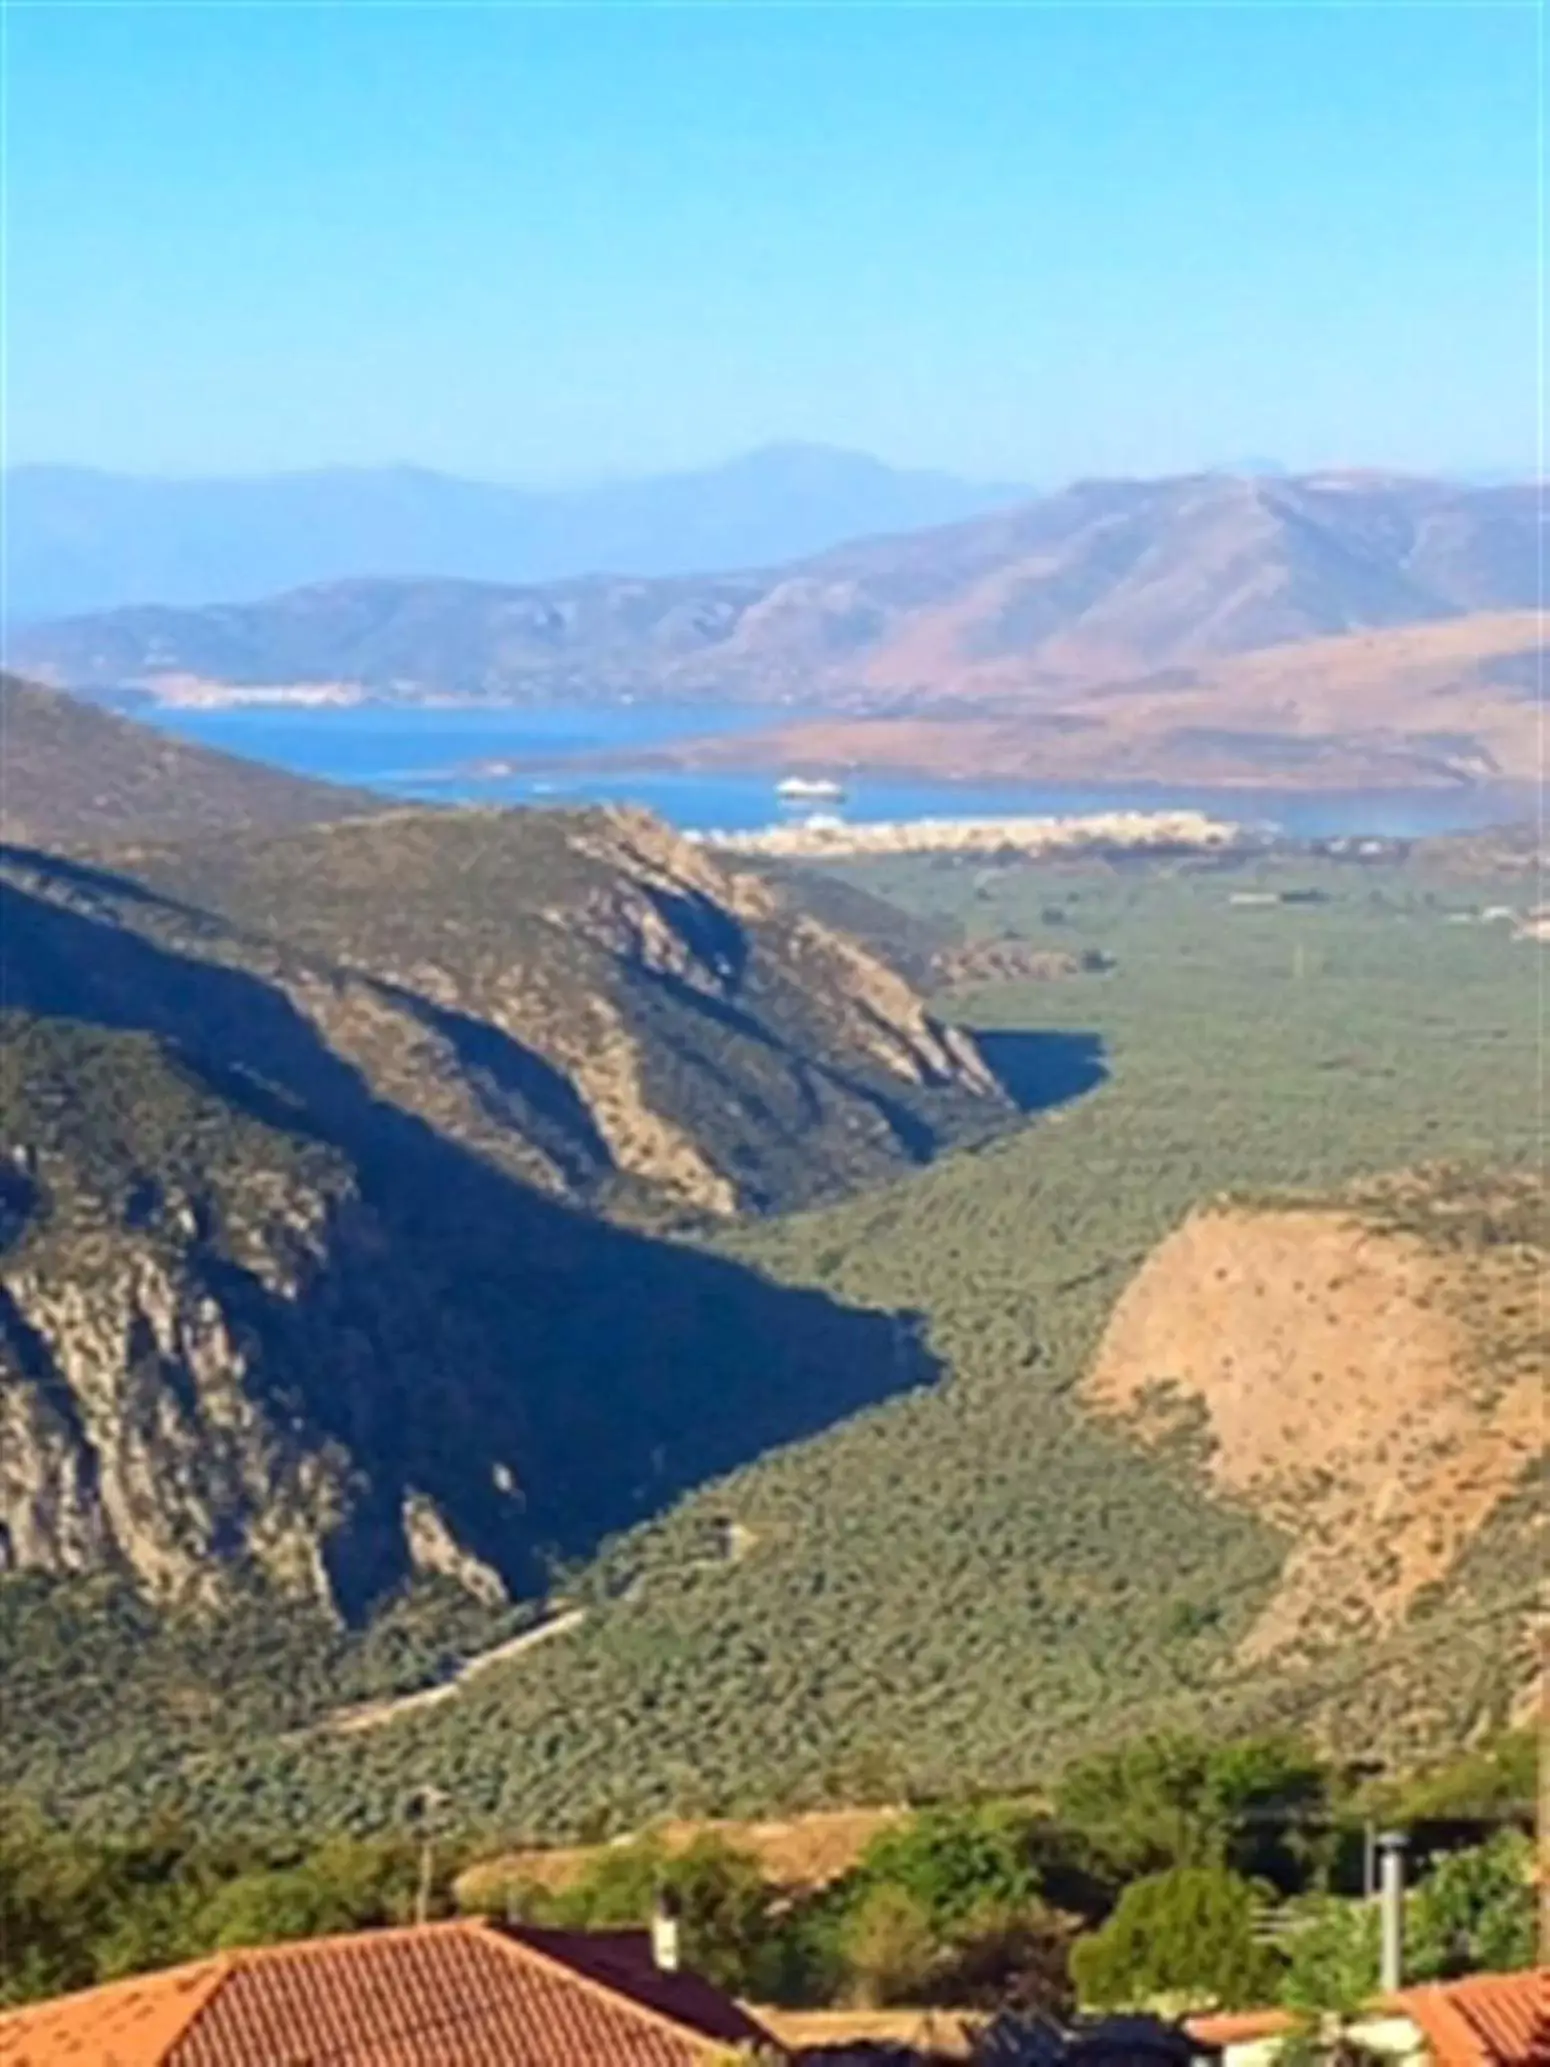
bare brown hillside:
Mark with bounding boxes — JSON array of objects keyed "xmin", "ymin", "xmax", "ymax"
[
  {"xmin": 456, "ymin": 1806, "xmax": 908, "ymax": 1910},
  {"xmin": 12, "ymin": 474, "xmax": 1536, "ymax": 797},
  {"xmin": 1082, "ymin": 1170, "xmax": 1545, "ymax": 1667},
  {"xmin": 652, "ymin": 610, "xmax": 1542, "ymax": 791}
]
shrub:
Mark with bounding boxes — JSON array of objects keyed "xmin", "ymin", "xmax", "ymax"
[
  {"xmin": 545, "ymin": 1833, "xmax": 776, "ymax": 1996},
  {"xmin": 1409, "ymin": 1832, "xmax": 1536, "ymax": 1979},
  {"xmin": 929, "ymin": 1897, "xmax": 1076, "ymax": 2016},
  {"xmin": 1279, "ymin": 1896, "xmax": 1380, "ymax": 2017},
  {"xmin": 849, "ymin": 1804, "xmax": 1036, "ymax": 1936},
  {"xmin": 840, "ymin": 1884, "xmax": 939, "ymax": 2007},
  {"xmin": 1070, "ymin": 1864, "xmax": 1280, "ymax": 2011}
]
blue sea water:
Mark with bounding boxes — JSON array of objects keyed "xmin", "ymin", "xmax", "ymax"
[{"xmin": 142, "ymin": 702, "xmax": 1529, "ymax": 841}]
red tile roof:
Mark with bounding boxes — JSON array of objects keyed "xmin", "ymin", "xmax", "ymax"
[
  {"xmin": 1186, "ymin": 1970, "xmax": 1549, "ymax": 2066},
  {"xmin": 1183, "ymin": 2009, "xmax": 1298, "ymax": 2048},
  {"xmin": 0, "ymin": 1918, "xmax": 780, "ymax": 2066},
  {"xmin": 1388, "ymin": 1968, "xmax": 1549, "ymax": 2067},
  {"xmin": 0, "ymin": 1961, "xmax": 228, "ymax": 2067}
]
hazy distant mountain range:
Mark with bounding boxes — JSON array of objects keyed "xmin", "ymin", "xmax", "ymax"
[
  {"xmin": 2, "ymin": 444, "xmax": 1031, "ymax": 620},
  {"xmin": 10, "ymin": 470, "xmax": 1538, "ymax": 789}
]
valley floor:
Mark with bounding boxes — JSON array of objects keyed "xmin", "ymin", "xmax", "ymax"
[{"xmin": 2, "ymin": 842, "xmax": 1541, "ymax": 1840}]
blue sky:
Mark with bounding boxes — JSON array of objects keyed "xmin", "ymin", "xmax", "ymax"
[{"xmin": 4, "ymin": 3, "xmax": 1539, "ymax": 482}]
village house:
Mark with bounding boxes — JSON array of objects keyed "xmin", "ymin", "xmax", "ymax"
[{"xmin": 0, "ymin": 1915, "xmax": 781, "ymax": 2066}]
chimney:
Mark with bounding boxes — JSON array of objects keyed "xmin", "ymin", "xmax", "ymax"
[
  {"xmin": 1377, "ymin": 1830, "xmax": 1407, "ymax": 1993},
  {"xmin": 650, "ymin": 1888, "xmax": 681, "ymax": 1974}
]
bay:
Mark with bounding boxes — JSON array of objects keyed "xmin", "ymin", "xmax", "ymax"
[{"xmin": 142, "ymin": 703, "xmax": 1529, "ymax": 840}]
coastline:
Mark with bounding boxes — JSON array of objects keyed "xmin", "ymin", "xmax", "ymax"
[{"xmin": 691, "ymin": 808, "xmax": 1253, "ymax": 860}]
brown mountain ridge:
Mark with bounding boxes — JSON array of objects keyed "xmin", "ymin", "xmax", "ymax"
[
  {"xmin": 10, "ymin": 472, "xmax": 1531, "ymax": 689},
  {"xmin": 0, "ymin": 671, "xmax": 385, "ymax": 846},
  {"xmin": 13, "ymin": 472, "xmax": 1535, "ymax": 790}
]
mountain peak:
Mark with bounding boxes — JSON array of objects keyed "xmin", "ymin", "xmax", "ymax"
[{"xmin": 2, "ymin": 448, "xmax": 1032, "ymax": 618}]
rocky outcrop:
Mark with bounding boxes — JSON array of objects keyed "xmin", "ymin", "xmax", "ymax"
[
  {"xmin": 0, "ymin": 1077, "xmax": 357, "ymax": 1607},
  {"xmin": 0, "ymin": 955, "xmax": 953, "ymax": 1615}
]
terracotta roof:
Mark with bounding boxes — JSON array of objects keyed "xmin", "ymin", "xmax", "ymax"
[
  {"xmin": 1182, "ymin": 2009, "xmax": 1298, "ymax": 2048},
  {"xmin": 0, "ymin": 1961, "xmax": 228, "ymax": 2067},
  {"xmin": 0, "ymin": 1918, "xmax": 779, "ymax": 2066},
  {"xmin": 1387, "ymin": 1968, "xmax": 1549, "ymax": 2067},
  {"xmin": 1185, "ymin": 1970, "xmax": 1549, "ymax": 2066}
]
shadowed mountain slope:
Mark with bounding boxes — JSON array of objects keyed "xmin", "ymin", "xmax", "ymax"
[
  {"xmin": 0, "ymin": 793, "xmax": 1012, "ymax": 1615},
  {"xmin": 0, "ymin": 953, "xmax": 937, "ymax": 1619},
  {"xmin": 1, "ymin": 805, "xmax": 1006, "ymax": 1222}
]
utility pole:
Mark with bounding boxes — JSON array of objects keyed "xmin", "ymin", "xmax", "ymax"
[
  {"xmin": 1377, "ymin": 1831, "xmax": 1407, "ymax": 1994},
  {"xmin": 408, "ymin": 1785, "xmax": 450, "ymax": 1926}
]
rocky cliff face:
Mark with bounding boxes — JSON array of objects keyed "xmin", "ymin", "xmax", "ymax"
[
  {"xmin": 0, "ymin": 1023, "xmax": 358, "ymax": 1606},
  {"xmin": 0, "ymin": 807, "xmax": 1005, "ymax": 1613}
]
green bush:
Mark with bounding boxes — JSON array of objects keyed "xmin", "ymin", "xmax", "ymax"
[
  {"xmin": 1070, "ymin": 1864, "xmax": 1281, "ymax": 2011},
  {"xmin": 1409, "ymin": 1832, "xmax": 1536, "ymax": 1979},
  {"xmin": 849, "ymin": 1804, "xmax": 1037, "ymax": 1936},
  {"xmin": 1279, "ymin": 1896, "xmax": 1381, "ymax": 2017},
  {"xmin": 537, "ymin": 1833, "xmax": 777, "ymax": 1996},
  {"xmin": 839, "ymin": 1883, "xmax": 939, "ymax": 2007}
]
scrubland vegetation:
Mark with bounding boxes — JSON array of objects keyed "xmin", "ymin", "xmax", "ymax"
[
  {"xmin": 4, "ymin": 1727, "xmax": 1535, "ymax": 2011},
  {"xmin": 1, "ymin": 847, "xmax": 1540, "ymax": 1985}
]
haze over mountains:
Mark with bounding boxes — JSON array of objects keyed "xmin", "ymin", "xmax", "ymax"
[
  {"xmin": 3, "ymin": 445, "xmax": 1030, "ymax": 621},
  {"xmin": 14, "ymin": 470, "xmax": 1537, "ymax": 791}
]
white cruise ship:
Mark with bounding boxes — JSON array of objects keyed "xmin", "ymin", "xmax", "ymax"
[{"xmin": 776, "ymin": 774, "xmax": 846, "ymax": 804}]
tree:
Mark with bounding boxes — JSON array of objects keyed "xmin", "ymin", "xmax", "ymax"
[
  {"xmin": 201, "ymin": 1838, "xmax": 427, "ymax": 1951},
  {"xmin": 1279, "ymin": 1896, "xmax": 1380, "ymax": 2018},
  {"xmin": 1057, "ymin": 1736, "xmax": 1228, "ymax": 1880},
  {"xmin": 850, "ymin": 1804, "xmax": 1036, "ymax": 1937},
  {"xmin": 1409, "ymin": 1833, "xmax": 1535, "ymax": 1979},
  {"xmin": 0, "ymin": 1811, "xmax": 110, "ymax": 2005},
  {"xmin": 1383, "ymin": 1730, "xmax": 1536, "ymax": 1823},
  {"xmin": 665, "ymin": 1836, "xmax": 778, "ymax": 1996},
  {"xmin": 1070, "ymin": 1865, "xmax": 1280, "ymax": 2011},
  {"xmin": 930, "ymin": 1897, "xmax": 1076, "ymax": 2017},
  {"xmin": 549, "ymin": 1833, "xmax": 776, "ymax": 1996},
  {"xmin": 1056, "ymin": 1733, "xmax": 1330, "ymax": 1892},
  {"xmin": 840, "ymin": 1884, "xmax": 938, "ymax": 2007}
]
